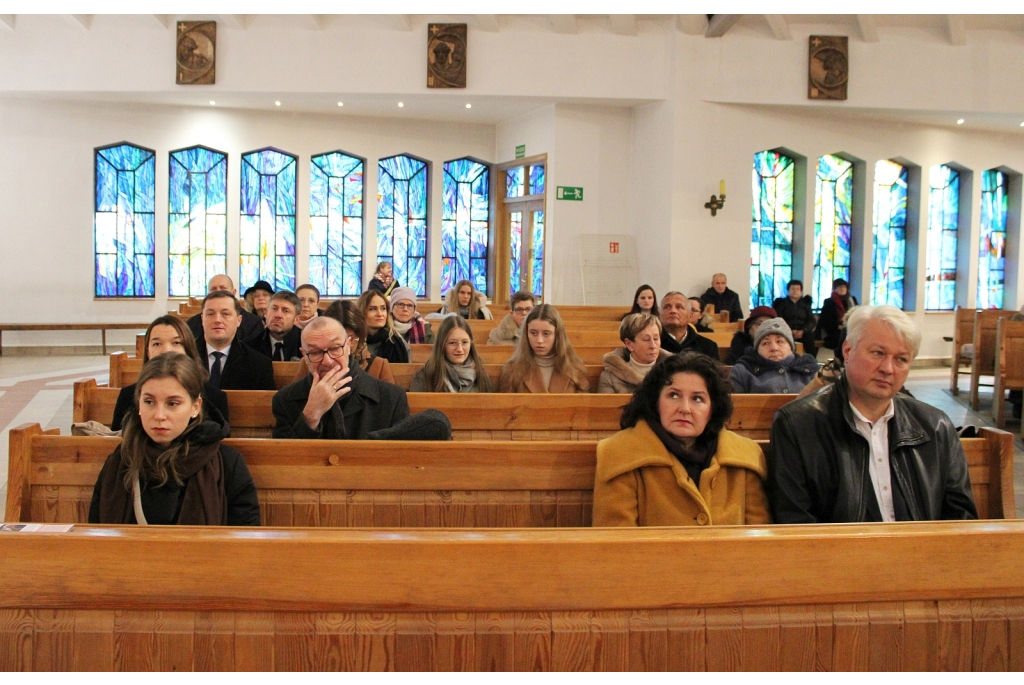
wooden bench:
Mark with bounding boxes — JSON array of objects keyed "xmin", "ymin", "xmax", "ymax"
[
  {"xmin": 411, "ymin": 344, "xmax": 617, "ymax": 365},
  {"xmin": 109, "ymin": 352, "xmax": 300, "ymax": 390},
  {"xmin": 948, "ymin": 306, "xmax": 978, "ymax": 395},
  {"xmin": 992, "ymin": 318, "xmax": 1024, "ymax": 428},
  {"xmin": 73, "ymin": 380, "xmax": 787, "ymax": 441},
  {"xmin": 0, "ymin": 323, "xmax": 152, "ymax": 356},
  {"xmin": 970, "ymin": 309, "xmax": 1014, "ymax": 410},
  {"xmin": 6, "ymin": 421, "xmax": 1014, "ymax": 527}
]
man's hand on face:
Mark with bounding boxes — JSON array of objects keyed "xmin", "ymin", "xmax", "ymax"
[{"xmin": 302, "ymin": 365, "xmax": 353, "ymax": 429}]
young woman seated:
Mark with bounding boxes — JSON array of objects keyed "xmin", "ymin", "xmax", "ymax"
[
  {"xmin": 439, "ymin": 279, "xmax": 493, "ymax": 320},
  {"xmin": 356, "ymin": 290, "xmax": 410, "ymax": 364},
  {"xmin": 729, "ymin": 318, "xmax": 819, "ymax": 394},
  {"xmin": 111, "ymin": 316, "xmax": 228, "ymax": 431},
  {"xmin": 593, "ymin": 352, "xmax": 771, "ymax": 527},
  {"xmin": 498, "ymin": 304, "xmax": 590, "ymax": 393},
  {"xmin": 389, "ymin": 286, "xmax": 434, "ymax": 345},
  {"xmin": 724, "ymin": 305, "xmax": 776, "ymax": 365},
  {"xmin": 598, "ymin": 313, "xmax": 672, "ymax": 394},
  {"xmin": 410, "ymin": 316, "xmax": 494, "ymax": 393},
  {"xmin": 89, "ymin": 353, "xmax": 260, "ymax": 526},
  {"xmin": 320, "ymin": 300, "xmax": 395, "ymax": 384},
  {"xmin": 624, "ymin": 284, "xmax": 659, "ymax": 319}
]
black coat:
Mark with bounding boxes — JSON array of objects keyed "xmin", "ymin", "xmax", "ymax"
[
  {"xmin": 187, "ymin": 308, "xmax": 263, "ymax": 343},
  {"xmin": 725, "ymin": 331, "xmax": 753, "ymax": 366},
  {"xmin": 243, "ymin": 326, "xmax": 303, "ymax": 361},
  {"xmin": 366, "ymin": 328, "xmax": 410, "ymax": 364},
  {"xmin": 660, "ymin": 325, "xmax": 720, "ymax": 359},
  {"xmin": 701, "ymin": 287, "xmax": 744, "ymax": 323},
  {"xmin": 367, "ymin": 277, "xmax": 399, "ymax": 296},
  {"xmin": 196, "ymin": 337, "xmax": 276, "ymax": 391},
  {"xmin": 272, "ymin": 366, "xmax": 411, "ymax": 439},
  {"xmin": 772, "ymin": 295, "xmax": 816, "ymax": 336},
  {"xmin": 110, "ymin": 381, "xmax": 229, "ymax": 433},
  {"xmin": 767, "ymin": 374, "xmax": 977, "ymax": 524},
  {"xmin": 817, "ymin": 294, "xmax": 857, "ymax": 349}
]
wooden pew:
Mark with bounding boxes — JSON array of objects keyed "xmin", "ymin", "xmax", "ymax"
[
  {"xmin": 948, "ymin": 306, "xmax": 978, "ymax": 395},
  {"xmin": 410, "ymin": 344, "xmax": 616, "ymax": 365},
  {"xmin": 73, "ymin": 380, "xmax": 783, "ymax": 441},
  {"xmin": 109, "ymin": 352, "xmax": 300, "ymax": 390},
  {"xmin": 991, "ymin": 318, "xmax": 1024, "ymax": 428},
  {"xmin": 970, "ymin": 309, "xmax": 1014, "ymax": 410},
  {"xmin": 7, "ymin": 421, "xmax": 1014, "ymax": 527}
]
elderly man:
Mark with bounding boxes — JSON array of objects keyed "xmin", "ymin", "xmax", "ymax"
[
  {"xmin": 196, "ymin": 290, "xmax": 276, "ymax": 391},
  {"xmin": 488, "ymin": 291, "xmax": 537, "ymax": 345},
  {"xmin": 187, "ymin": 274, "xmax": 264, "ymax": 342},
  {"xmin": 701, "ymin": 273, "xmax": 744, "ymax": 323},
  {"xmin": 272, "ymin": 316, "xmax": 410, "ymax": 439},
  {"xmin": 244, "ymin": 290, "xmax": 303, "ymax": 361},
  {"xmin": 658, "ymin": 291, "xmax": 719, "ymax": 358},
  {"xmin": 767, "ymin": 305, "xmax": 976, "ymax": 523}
]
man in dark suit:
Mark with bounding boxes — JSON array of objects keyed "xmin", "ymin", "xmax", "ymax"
[
  {"xmin": 187, "ymin": 274, "xmax": 263, "ymax": 342},
  {"xmin": 244, "ymin": 290, "xmax": 303, "ymax": 361},
  {"xmin": 701, "ymin": 273, "xmax": 744, "ymax": 323},
  {"xmin": 197, "ymin": 290, "xmax": 276, "ymax": 391},
  {"xmin": 659, "ymin": 291, "xmax": 720, "ymax": 359},
  {"xmin": 272, "ymin": 316, "xmax": 410, "ymax": 439}
]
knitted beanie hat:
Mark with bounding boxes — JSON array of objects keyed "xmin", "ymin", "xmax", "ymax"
[
  {"xmin": 754, "ymin": 317, "xmax": 795, "ymax": 354},
  {"xmin": 389, "ymin": 286, "xmax": 417, "ymax": 311}
]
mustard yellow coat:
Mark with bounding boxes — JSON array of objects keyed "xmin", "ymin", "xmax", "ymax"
[{"xmin": 593, "ymin": 420, "xmax": 771, "ymax": 527}]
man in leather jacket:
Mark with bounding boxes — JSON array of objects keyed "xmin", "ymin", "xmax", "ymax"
[{"xmin": 767, "ymin": 305, "xmax": 976, "ymax": 523}]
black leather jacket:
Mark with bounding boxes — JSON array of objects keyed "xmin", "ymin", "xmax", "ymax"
[{"xmin": 767, "ymin": 374, "xmax": 977, "ymax": 523}]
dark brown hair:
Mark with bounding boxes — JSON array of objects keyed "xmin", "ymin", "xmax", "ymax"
[{"xmin": 419, "ymin": 315, "xmax": 493, "ymax": 393}]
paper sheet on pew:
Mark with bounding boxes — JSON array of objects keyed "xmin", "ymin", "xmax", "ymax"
[{"xmin": 0, "ymin": 523, "xmax": 73, "ymax": 533}]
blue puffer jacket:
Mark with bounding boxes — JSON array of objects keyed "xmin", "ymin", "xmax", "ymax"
[{"xmin": 728, "ymin": 349, "xmax": 819, "ymax": 394}]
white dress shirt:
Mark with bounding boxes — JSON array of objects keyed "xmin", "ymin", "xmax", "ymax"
[{"xmin": 850, "ymin": 400, "xmax": 897, "ymax": 522}]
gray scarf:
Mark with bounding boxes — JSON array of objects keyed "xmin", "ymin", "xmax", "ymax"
[{"xmin": 444, "ymin": 361, "xmax": 478, "ymax": 393}]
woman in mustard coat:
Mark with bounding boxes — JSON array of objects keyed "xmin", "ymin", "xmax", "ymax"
[{"xmin": 593, "ymin": 352, "xmax": 770, "ymax": 527}]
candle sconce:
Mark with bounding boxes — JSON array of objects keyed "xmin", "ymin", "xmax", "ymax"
[{"xmin": 704, "ymin": 193, "xmax": 726, "ymax": 217}]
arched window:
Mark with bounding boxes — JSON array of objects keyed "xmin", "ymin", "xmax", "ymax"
[
  {"xmin": 750, "ymin": 150, "xmax": 794, "ymax": 309},
  {"xmin": 377, "ymin": 154, "xmax": 428, "ymax": 297},
  {"xmin": 94, "ymin": 142, "xmax": 155, "ymax": 297},
  {"xmin": 979, "ymin": 169, "xmax": 1008, "ymax": 309},
  {"xmin": 926, "ymin": 165, "xmax": 960, "ymax": 311},
  {"xmin": 239, "ymin": 148, "xmax": 297, "ymax": 293},
  {"xmin": 168, "ymin": 146, "xmax": 227, "ymax": 298},
  {"xmin": 871, "ymin": 160, "xmax": 908, "ymax": 307},
  {"xmin": 442, "ymin": 157, "xmax": 490, "ymax": 296},
  {"xmin": 813, "ymin": 154, "xmax": 854, "ymax": 309},
  {"xmin": 309, "ymin": 151, "xmax": 364, "ymax": 297}
]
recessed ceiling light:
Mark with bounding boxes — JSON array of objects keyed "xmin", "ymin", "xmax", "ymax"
[
  {"xmin": 209, "ymin": 100, "xmax": 215, "ymax": 106},
  {"xmin": 337, "ymin": 101, "xmax": 343, "ymax": 107},
  {"xmin": 957, "ymin": 118, "xmax": 965, "ymax": 124},
  {"xmin": 275, "ymin": 101, "xmax": 281, "ymax": 107},
  {"xmin": 398, "ymin": 102, "xmax": 404, "ymax": 108},
  {"xmin": 466, "ymin": 103, "xmax": 472, "ymax": 109},
  {"xmin": 1019, "ymin": 122, "xmax": 1024, "ymax": 127}
]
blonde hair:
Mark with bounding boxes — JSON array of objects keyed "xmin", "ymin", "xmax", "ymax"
[
  {"xmin": 503, "ymin": 304, "xmax": 587, "ymax": 390},
  {"xmin": 444, "ymin": 279, "xmax": 485, "ymax": 319},
  {"xmin": 619, "ymin": 313, "xmax": 661, "ymax": 342},
  {"xmin": 844, "ymin": 305, "xmax": 922, "ymax": 359}
]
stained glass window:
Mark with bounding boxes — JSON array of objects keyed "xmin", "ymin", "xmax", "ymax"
[
  {"xmin": 979, "ymin": 169, "xmax": 1008, "ymax": 309},
  {"xmin": 506, "ymin": 167, "xmax": 524, "ymax": 198},
  {"xmin": 529, "ymin": 164, "xmax": 545, "ymax": 195},
  {"xmin": 309, "ymin": 151, "xmax": 364, "ymax": 297},
  {"xmin": 168, "ymin": 146, "xmax": 227, "ymax": 298},
  {"xmin": 94, "ymin": 143, "xmax": 156, "ymax": 297},
  {"xmin": 239, "ymin": 148, "xmax": 297, "ymax": 293},
  {"xmin": 870, "ymin": 160, "xmax": 908, "ymax": 307},
  {"xmin": 925, "ymin": 165, "xmax": 960, "ymax": 311},
  {"xmin": 442, "ymin": 158, "xmax": 490, "ymax": 296},
  {"xmin": 378, "ymin": 154, "xmax": 428, "ymax": 297},
  {"xmin": 813, "ymin": 154, "xmax": 854, "ymax": 310},
  {"xmin": 749, "ymin": 151, "xmax": 794, "ymax": 310},
  {"xmin": 510, "ymin": 211, "xmax": 522, "ymax": 297},
  {"xmin": 531, "ymin": 210, "xmax": 545, "ymax": 297}
]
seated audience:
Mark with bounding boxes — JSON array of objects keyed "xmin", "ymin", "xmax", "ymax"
[
  {"xmin": 196, "ymin": 290, "xmax": 276, "ymax": 391},
  {"xmin": 772, "ymin": 279, "xmax": 817, "ymax": 359},
  {"xmin": 244, "ymin": 290, "xmax": 303, "ymax": 361},
  {"xmin": 186, "ymin": 274, "xmax": 262, "ymax": 342},
  {"xmin": 390, "ymin": 286, "xmax": 434, "ymax": 345},
  {"xmin": 488, "ymin": 291, "xmax": 536, "ymax": 345},
  {"xmin": 626, "ymin": 284, "xmax": 659, "ymax": 318},
  {"xmin": 322, "ymin": 299, "xmax": 395, "ymax": 383},
  {"xmin": 439, "ymin": 279, "xmax": 493, "ymax": 320},
  {"xmin": 659, "ymin": 291, "xmax": 719, "ymax": 358},
  {"xmin": 243, "ymin": 279, "xmax": 274, "ymax": 321},
  {"xmin": 598, "ymin": 313, "xmax": 672, "ymax": 394},
  {"xmin": 728, "ymin": 318, "xmax": 819, "ymax": 393},
  {"xmin": 272, "ymin": 317, "xmax": 410, "ymax": 439},
  {"xmin": 357, "ymin": 290, "xmax": 410, "ymax": 364},
  {"xmin": 498, "ymin": 304, "xmax": 590, "ymax": 393},
  {"xmin": 89, "ymin": 353, "xmax": 260, "ymax": 526},
  {"xmin": 111, "ymin": 316, "xmax": 229, "ymax": 432},
  {"xmin": 725, "ymin": 305, "xmax": 775, "ymax": 365},
  {"xmin": 701, "ymin": 272, "xmax": 744, "ymax": 322},
  {"xmin": 410, "ymin": 316, "xmax": 494, "ymax": 393},
  {"xmin": 768, "ymin": 305, "xmax": 977, "ymax": 523},
  {"xmin": 593, "ymin": 352, "xmax": 770, "ymax": 527},
  {"xmin": 688, "ymin": 296, "xmax": 714, "ymax": 333},
  {"xmin": 294, "ymin": 283, "xmax": 322, "ymax": 329},
  {"xmin": 817, "ymin": 278, "xmax": 857, "ymax": 349},
  {"xmin": 367, "ymin": 261, "xmax": 399, "ymax": 297}
]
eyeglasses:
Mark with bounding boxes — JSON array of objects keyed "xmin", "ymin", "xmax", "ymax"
[
  {"xmin": 513, "ymin": 307, "xmax": 533, "ymax": 314},
  {"xmin": 445, "ymin": 340, "xmax": 472, "ymax": 349},
  {"xmin": 393, "ymin": 302, "xmax": 415, "ymax": 310},
  {"xmin": 304, "ymin": 341, "xmax": 348, "ymax": 363}
]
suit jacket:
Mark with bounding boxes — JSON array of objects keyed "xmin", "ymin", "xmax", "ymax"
[
  {"xmin": 197, "ymin": 337, "xmax": 276, "ymax": 391},
  {"xmin": 660, "ymin": 325, "xmax": 720, "ymax": 359},
  {"xmin": 187, "ymin": 308, "xmax": 263, "ymax": 343},
  {"xmin": 244, "ymin": 326, "xmax": 303, "ymax": 361},
  {"xmin": 272, "ymin": 366, "xmax": 411, "ymax": 439}
]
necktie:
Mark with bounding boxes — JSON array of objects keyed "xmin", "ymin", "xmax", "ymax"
[
  {"xmin": 274, "ymin": 341, "xmax": 284, "ymax": 361},
  {"xmin": 210, "ymin": 351, "xmax": 224, "ymax": 388}
]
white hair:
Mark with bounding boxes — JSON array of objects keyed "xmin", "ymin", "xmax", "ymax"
[{"xmin": 844, "ymin": 305, "xmax": 921, "ymax": 359}]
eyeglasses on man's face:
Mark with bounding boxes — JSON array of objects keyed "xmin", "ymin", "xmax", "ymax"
[
  {"xmin": 304, "ymin": 341, "xmax": 348, "ymax": 363},
  {"xmin": 513, "ymin": 306, "xmax": 533, "ymax": 315}
]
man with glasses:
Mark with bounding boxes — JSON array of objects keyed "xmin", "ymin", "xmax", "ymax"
[
  {"xmin": 488, "ymin": 291, "xmax": 537, "ymax": 345},
  {"xmin": 272, "ymin": 316, "xmax": 410, "ymax": 439}
]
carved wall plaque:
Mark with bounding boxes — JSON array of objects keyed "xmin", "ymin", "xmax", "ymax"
[
  {"xmin": 176, "ymin": 21, "xmax": 216, "ymax": 85},
  {"xmin": 808, "ymin": 35, "xmax": 848, "ymax": 100},
  {"xmin": 427, "ymin": 23, "xmax": 467, "ymax": 88}
]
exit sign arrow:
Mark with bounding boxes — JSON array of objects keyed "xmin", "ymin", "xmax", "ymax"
[{"xmin": 556, "ymin": 186, "xmax": 583, "ymax": 201}]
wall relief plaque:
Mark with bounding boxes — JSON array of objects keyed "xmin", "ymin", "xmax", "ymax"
[
  {"xmin": 808, "ymin": 35, "xmax": 847, "ymax": 101},
  {"xmin": 177, "ymin": 21, "xmax": 216, "ymax": 85},
  {"xmin": 427, "ymin": 23, "xmax": 467, "ymax": 88}
]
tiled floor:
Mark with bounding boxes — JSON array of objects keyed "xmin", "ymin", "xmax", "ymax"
[{"xmin": 0, "ymin": 356, "xmax": 1021, "ymax": 516}]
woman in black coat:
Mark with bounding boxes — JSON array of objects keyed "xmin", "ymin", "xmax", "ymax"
[
  {"xmin": 816, "ymin": 278, "xmax": 857, "ymax": 350},
  {"xmin": 356, "ymin": 290, "xmax": 410, "ymax": 365}
]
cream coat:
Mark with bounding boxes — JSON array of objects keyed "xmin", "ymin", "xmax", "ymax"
[{"xmin": 597, "ymin": 347, "xmax": 674, "ymax": 394}]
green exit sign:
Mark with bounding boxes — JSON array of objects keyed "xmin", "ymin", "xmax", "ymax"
[
  {"xmin": 556, "ymin": 186, "xmax": 584, "ymax": 201},
  {"xmin": 515, "ymin": 144, "xmax": 526, "ymax": 159}
]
